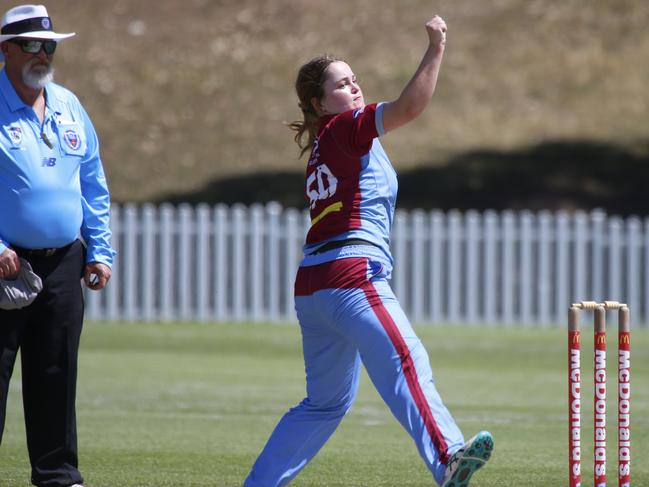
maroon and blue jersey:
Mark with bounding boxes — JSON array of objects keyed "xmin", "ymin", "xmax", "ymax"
[{"xmin": 303, "ymin": 103, "xmax": 397, "ymax": 268}]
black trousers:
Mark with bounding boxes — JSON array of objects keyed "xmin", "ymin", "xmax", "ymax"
[{"xmin": 0, "ymin": 240, "xmax": 85, "ymax": 487}]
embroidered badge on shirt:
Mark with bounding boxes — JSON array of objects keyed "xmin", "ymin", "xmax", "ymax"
[
  {"xmin": 63, "ymin": 129, "xmax": 81, "ymax": 150},
  {"xmin": 7, "ymin": 126, "xmax": 22, "ymax": 147}
]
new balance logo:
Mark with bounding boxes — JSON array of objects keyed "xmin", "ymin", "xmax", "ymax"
[{"xmin": 41, "ymin": 157, "xmax": 57, "ymax": 167}]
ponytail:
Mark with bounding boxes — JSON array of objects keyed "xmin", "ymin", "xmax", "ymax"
[
  {"xmin": 288, "ymin": 103, "xmax": 321, "ymax": 158},
  {"xmin": 289, "ymin": 54, "xmax": 341, "ymax": 158}
]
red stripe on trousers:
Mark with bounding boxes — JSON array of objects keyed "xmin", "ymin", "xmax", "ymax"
[
  {"xmin": 294, "ymin": 257, "xmax": 450, "ymax": 464},
  {"xmin": 361, "ymin": 281, "xmax": 450, "ymax": 464}
]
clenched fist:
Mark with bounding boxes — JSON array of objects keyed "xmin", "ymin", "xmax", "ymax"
[{"xmin": 426, "ymin": 15, "xmax": 447, "ymax": 48}]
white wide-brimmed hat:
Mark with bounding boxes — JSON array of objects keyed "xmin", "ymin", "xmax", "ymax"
[{"xmin": 0, "ymin": 4, "xmax": 75, "ymax": 43}]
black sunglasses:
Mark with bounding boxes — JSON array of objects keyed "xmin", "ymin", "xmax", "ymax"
[{"xmin": 9, "ymin": 38, "xmax": 57, "ymax": 55}]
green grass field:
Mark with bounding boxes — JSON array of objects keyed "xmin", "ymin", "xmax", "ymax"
[{"xmin": 1, "ymin": 322, "xmax": 647, "ymax": 487}]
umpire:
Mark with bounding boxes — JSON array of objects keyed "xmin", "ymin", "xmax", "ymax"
[{"xmin": 0, "ymin": 5, "xmax": 114, "ymax": 487}]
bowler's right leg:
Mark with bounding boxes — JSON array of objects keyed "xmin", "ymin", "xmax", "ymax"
[{"xmin": 244, "ymin": 287, "xmax": 361, "ymax": 487}]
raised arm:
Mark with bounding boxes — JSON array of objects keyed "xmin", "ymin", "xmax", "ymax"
[{"xmin": 381, "ymin": 15, "xmax": 447, "ymax": 134}]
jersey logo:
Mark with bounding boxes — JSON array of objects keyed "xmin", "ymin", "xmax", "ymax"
[
  {"xmin": 306, "ymin": 163, "xmax": 338, "ymax": 209},
  {"xmin": 63, "ymin": 129, "xmax": 81, "ymax": 150},
  {"xmin": 7, "ymin": 126, "xmax": 22, "ymax": 147},
  {"xmin": 41, "ymin": 157, "xmax": 57, "ymax": 167},
  {"xmin": 307, "ymin": 137, "xmax": 320, "ymax": 166}
]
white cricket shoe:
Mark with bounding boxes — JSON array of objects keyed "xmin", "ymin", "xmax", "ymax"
[{"xmin": 441, "ymin": 431, "xmax": 494, "ymax": 487}]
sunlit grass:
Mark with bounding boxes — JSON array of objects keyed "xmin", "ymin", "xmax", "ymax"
[{"xmin": 1, "ymin": 322, "xmax": 647, "ymax": 486}]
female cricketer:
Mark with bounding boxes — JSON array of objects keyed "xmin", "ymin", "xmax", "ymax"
[{"xmin": 244, "ymin": 14, "xmax": 494, "ymax": 487}]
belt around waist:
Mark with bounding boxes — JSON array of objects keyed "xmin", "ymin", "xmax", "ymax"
[
  {"xmin": 310, "ymin": 238, "xmax": 376, "ymax": 255},
  {"xmin": 13, "ymin": 241, "xmax": 74, "ymax": 258}
]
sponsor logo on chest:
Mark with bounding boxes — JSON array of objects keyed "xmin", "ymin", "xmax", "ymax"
[{"xmin": 7, "ymin": 126, "xmax": 23, "ymax": 147}]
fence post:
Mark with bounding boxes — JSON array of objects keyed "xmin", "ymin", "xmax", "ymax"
[
  {"xmin": 465, "ymin": 210, "xmax": 480, "ymax": 324},
  {"xmin": 213, "ymin": 204, "xmax": 228, "ymax": 321},
  {"xmin": 519, "ymin": 210, "xmax": 533, "ymax": 326},
  {"xmin": 447, "ymin": 210, "xmax": 461, "ymax": 324},
  {"xmin": 123, "ymin": 203, "xmax": 138, "ymax": 321},
  {"xmin": 232, "ymin": 204, "xmax": 247, "ymax": 321},
  {"xmin": 501, "ymin": 210, "xmax": 515, "ymax": 325},
  {"xmin": 411, "ymin": 210, "xmax": 425, "ymax": 323},
  {"xmin": 625, "ymin": 216, "xmax": 641, "ymax": 319},
  {"xmin": 429, "ymin": 210, "xmax": 444, "ymax": 323},
  {"xmin": 392, "ymin": 210, "xmax": 407, "ymax": 304},
  {"xmin": 608, "ymin": 215, "xmax": 623, "ymax": 300},
  {"xmin": 106, "ymin": 203, "xmax": 121, "ymax": 320},
  {"xmin": 537, "ymin": 210, "xmax": 552, "ymax": 326},
  {"xmin": 250, "ymin": 204, "xmax": 264, "ymax": 322},
  {"xmin": 140, "ymin": 203, "xmax": 156, "ymax": 321},
  {"xmin": 483, "ymin": 210, "xmax": 497, "ymax": 325},
  {"xmin": 555, "ymin": 211, "xmax": 570, "ymax": 321},
  {"xmin": 159, "ymin": 204, "xmax": 175, "ymax": 321},
  {"xmin": 573, "ymin": 212, "xmax": 588, "ymax": 302},
  {"xmin": 267, "ymin": 202, "xmax": 281, "ymax": 322},
  {"xmin": 644, "ymin": 216, "xmax": 649, "ymax": 325},
  {"xmin": 591, "ymin": 209, "xmax": 606, "ymax": 302},
  {"xmin": 196, "ymin": 204, "xmax": 211, "ymax": 322}
]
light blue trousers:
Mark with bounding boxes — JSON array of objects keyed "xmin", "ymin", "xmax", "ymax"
[{"xmin": 244, "ymin": 258, "xmax": 463, "ymax": 487}]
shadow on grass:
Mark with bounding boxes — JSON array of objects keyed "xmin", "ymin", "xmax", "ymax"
[{"xmin": 156, "ymin": 139, "xmax": 649, "ymax": 216}]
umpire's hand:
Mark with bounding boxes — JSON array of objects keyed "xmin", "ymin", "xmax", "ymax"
[
  {"xmin": 0, "ymin": 248, "xmax": 20, "ymax": 280},
  {"xmin": 84, "ymin": 262, "xmax": 111, "ymax": 291}
]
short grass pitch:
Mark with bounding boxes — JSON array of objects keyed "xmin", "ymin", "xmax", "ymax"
[{"xmin": 1, "ymin": 322, "xmax": 647, "ymax": 486}]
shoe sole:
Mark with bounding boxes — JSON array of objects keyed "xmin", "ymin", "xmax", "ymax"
[{"xmin": 442, "ymin": 431, "xmax": 494, "ymax": 487}]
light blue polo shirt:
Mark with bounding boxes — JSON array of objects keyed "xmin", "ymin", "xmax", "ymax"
[{"xmin": 0, "ymin": 69, "xmax": 114, "ymax": 266}]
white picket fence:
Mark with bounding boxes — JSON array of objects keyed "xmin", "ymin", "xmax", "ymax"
[{"xmin": 84, "ymin": 203, "xmax": 649, "ymax": 327}]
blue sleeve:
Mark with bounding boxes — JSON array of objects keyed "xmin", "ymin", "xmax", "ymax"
[
  {"xmin": 78, "ymin": 104, "xmax": 115, "ymax": 267},
  {"xmin": 0, "ymin": 235, "xmax": 8, "ymax": 254}
]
